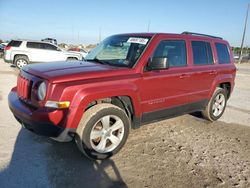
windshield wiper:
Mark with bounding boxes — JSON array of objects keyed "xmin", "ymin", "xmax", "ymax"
[
  {"xmin": 85, "ymin": 58, "xmax": 129, "ymax": 68},
  {"xmin": 86, "ymin": 58, "xmax": 107, "ymax": 65}
]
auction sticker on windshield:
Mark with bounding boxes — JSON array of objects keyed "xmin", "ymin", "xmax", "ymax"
[{"xmin": 127, "ymin": 37, "xmax": 149, "ymax": 45}]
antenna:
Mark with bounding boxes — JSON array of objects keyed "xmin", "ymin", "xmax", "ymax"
[{"xmin": 147, "ymin": 20, "xmax": 151, "ymax": 32}]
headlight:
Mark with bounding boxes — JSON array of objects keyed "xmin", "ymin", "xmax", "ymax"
[{"xmin": 37, "ymin": 82, "xmax": 46, "ymax": 100}]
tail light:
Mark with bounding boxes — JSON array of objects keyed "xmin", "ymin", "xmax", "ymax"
[{"xmin": 4, "ymin": 46, "xmax": 11, "ymax": 51}]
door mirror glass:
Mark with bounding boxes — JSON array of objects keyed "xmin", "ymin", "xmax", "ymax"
[{"xmin": 147, "ymin": 57, "xmax": 169, "ymax": 70}]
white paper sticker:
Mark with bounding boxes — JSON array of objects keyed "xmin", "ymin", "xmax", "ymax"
[{"xmin": 127, "ymin": 37, "xmax": 149, "ymax": 45}]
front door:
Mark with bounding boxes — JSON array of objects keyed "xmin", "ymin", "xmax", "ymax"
[{"xmin": 139, "ymin": 39, "xmax": 191, "ymax": 121}]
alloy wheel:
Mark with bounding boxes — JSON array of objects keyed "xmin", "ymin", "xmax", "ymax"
[
  {"xmin": 212, "ymin": 93, "xmax": 226, "ymax": 117},
  {"xmin": 16, "ymin": 59, "xmax": 27, "ymax": 69},
  {"xmin": 90, "ymin": 115, "xmax": 125, "ymax": 153}
]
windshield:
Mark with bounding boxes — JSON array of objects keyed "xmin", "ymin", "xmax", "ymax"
[{"xmin": 85, "ymin": 35, "xmax": 151, "ymax": 68}]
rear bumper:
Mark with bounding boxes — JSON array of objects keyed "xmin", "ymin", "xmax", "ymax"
[
  {"xmin": 3, "ymin": 52, "xmax": 12, "ymax": 63},
  {"xmin": 4, "ymin": 58, "xmax": 12, "ymax": 63},
  {"xmin": 8, "ymin": 89, "xmax": 74, "ymax": 140}
]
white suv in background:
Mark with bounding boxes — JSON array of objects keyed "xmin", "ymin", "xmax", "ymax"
[{"xmin": 4, "ymin": 40, "xmax": 83, "ymax": 69}]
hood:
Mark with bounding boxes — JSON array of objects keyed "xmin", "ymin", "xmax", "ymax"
[
  {"xmin": 22, "ymin": 61, "xmax": 127, "ymax": 83},
  {"xmin": 63, "ymin": 51, "xmax": 81, "ymax": 56}
]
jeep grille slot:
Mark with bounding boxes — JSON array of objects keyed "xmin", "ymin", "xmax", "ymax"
[{"xmin": 17, "ymin": 76, "xmax": 30, "ymax": 99}]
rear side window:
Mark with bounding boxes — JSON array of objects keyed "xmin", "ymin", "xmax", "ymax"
[
  {"xmin": 7, "ymin": 40, "xmax": 22, "ymax": 47},
  {"xmin": 153, "ymin": 40, "xmax": 187, "ymax": 67},
  {"xmin": 215, "ymin": 43, "xmax": 230, "ymax": 64},
  {"xmin": 26, "ymin": 42, "xmax": 44, "ymax": 49},
  {"xmin": 192, "ymin": 41, "xmax": 213, "ymax": 65}
]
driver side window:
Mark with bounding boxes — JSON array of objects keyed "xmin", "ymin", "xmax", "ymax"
[{"xmin": 153, "ymin": 40, "xmax": 187, "ymax": 67}]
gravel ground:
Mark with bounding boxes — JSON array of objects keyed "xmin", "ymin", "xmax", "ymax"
[{"xmin": 0, "ymin": 60, "xmax": 250, "ymax": 188}]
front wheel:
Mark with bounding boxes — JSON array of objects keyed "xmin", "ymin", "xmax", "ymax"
[
  {"xmin": 202, "ymin": 87, "xmax": 227, "ymax": 121},
  {"xmin": 66, "ymin": 57, "xmax": 78, "ymax": 61},
  {"xmin": 75, "ymin": 103, "xmax": 130, "ymax": 160}
]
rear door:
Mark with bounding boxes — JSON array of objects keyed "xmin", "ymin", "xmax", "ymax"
[
  {"xmin": 187, "ymin": 40, "xmax": 217, "ymax": 103},
  {"xmin": 140, "ymin": 38, "xmax": 191, "ymax": 117},
  {"xmin": 26, "ymin": 42, "xmax": 48, "ymax": 62}
]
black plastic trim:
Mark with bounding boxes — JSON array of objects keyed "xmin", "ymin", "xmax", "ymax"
[
  {"xmin": 15, "ymin": 116, "xmax": 63, "ymax": 137},
  {"xmin": 141, "ymin": 99, "xmax": 208, "ymax": 124}
]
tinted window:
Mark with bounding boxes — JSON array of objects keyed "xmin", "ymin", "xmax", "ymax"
[
  {"xmin": 192, "ymin": 41, "xmax": 213, "ymax": 65},
  {"xmin": 215, "ymin": 43, "xmax": 230, "ymax": 64},
  {"xmin": 153, "ymin": 40, "xmax": 187, "ymax": 67},
  {"xmin": 44, "ymin": 43, "xmax": 57, "ymax": 51},
  {"xmin": 26, "ymin": 42, "xmax": 44, "ymax": 49},
  {"xmin": 7, "ymin": 40, "xmax": 22, "ymax": 47}
]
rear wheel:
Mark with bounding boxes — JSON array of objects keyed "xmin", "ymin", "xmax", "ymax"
[
  {"xmin": 75, "ymin": 103, "xmax": 130, "ymax": 160},
  {"xmin": 14, "ymin": 55, "xmax": 29, "ymax": 69},
  {"xmin": 202, "ymin": 87, "xmax": 227, "ymax": 121}
]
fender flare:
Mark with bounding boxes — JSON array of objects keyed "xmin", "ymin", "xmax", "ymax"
[
  {"xmin": 209, "ymin": 74, "xmax": 234, "ymax": 98},
  {"xmin": 65, "ymin": 84, "xmax": 141, "ymax": 129}
]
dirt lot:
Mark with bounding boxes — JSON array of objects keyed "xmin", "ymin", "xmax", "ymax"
[{"xmin": 0, "ymin": 60, "xmax": 250, "ymax": 188}]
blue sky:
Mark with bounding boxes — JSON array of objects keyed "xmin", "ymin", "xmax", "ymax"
[{"xmin": 0, "ymin": 0, "xmax": 249, "ymax": 46}]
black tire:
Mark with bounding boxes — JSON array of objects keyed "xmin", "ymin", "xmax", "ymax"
[
  {"xmin": 202, "ymin": 87, "xmax": 227, "ymax": 121},
  {"xmin": 67, "ymin": 57, "xmax": 78, "ymax": 61},
  {"xmin": 75, "ymin": 103, "xmax": 130, "ymax": 160},
  {"xmin": 14, "ymin": 55, "xmax": 29, "ymax": 69}
]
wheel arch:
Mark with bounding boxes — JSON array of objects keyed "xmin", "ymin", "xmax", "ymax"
[
  {"xmin": 218, "ymin": 82, "xmax": 231, "ymax": 98},
  {"xmin": 65, "ymin": 86, "xmax": 141, "ymax": 129},
  {"xmin": 209, "ymin": 75, "xmax": 234, "ymax": 99},
  {"xmin": 14, "ymin": 54, "xmax": 29, "ymax": 62}
]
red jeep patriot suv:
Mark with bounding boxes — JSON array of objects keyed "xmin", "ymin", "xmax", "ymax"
[{"xmin": 8, "ymin": 32, "xmax": 236, "ymax": 159}]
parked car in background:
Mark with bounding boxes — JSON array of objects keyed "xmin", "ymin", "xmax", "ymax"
[
  {"xmin": 4, "ymin": 40, "xmax": 83, "ymax": 68},
  {"xmin": 68, "ymin": 47, "xmax": 88, "ymax": 58},
  {"xmin": 233, "ymin": 54, "xmax": 239, "ymax": 60},
  {"xmin": 8, "ymin": 32, "xmax": 236, "ymax": 160},
  {"xmin": 0, "ymin": 44, "xmax": 6, "ymax": 53},
  {"xmin": 41, "ymin": 38, "xmax": 57, "ymax": 45},
  {"xmin": 241, "ymin": 54, "xmax": 250, "ymax": 61}
]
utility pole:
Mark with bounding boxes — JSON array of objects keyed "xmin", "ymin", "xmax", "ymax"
[
  {"xmin": 239, "ymin": 3, "xmax": 249, "ymax": 64},
  {"xmin": 147, "ymin": 20, "xmax": 151, "ymax": 32}
]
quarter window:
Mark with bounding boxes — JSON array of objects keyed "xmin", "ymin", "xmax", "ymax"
[
  {"xmin": 153, "ymin": 40, "xmax": 187, "ymax": 67},
  {"xmin": 215, "ymin": 43, "xmax": 230, "ymax": 64},
  {"xmin": 44, "ymin": 43, "xmax": 58, "ymax": 51},
  {"xmin": 7, "ymin": 40, "xmax": 22, "ymax": 47},
  {"xmin": 192, "ymin": 41, "xmax": 214, "ymax": 65}
]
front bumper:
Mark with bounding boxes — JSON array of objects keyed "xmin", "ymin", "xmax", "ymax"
[{"xmin": 8, "ymin": 89, "xmax": 67, "ymax": 138}]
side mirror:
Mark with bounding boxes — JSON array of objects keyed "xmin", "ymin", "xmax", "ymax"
[{"xmin": 147, "ymin": 57, "xmax": 169, "ymax": 70}]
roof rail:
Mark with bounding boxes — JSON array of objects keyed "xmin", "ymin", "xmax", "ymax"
[{"xmin": 181, "ymin": 31, "xmax": 223, "ymax": 39}]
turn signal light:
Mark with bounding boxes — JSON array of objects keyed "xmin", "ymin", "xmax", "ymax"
[{"xmin": 45, "ymin": 101, "xmax": 70, "ymax": 109}]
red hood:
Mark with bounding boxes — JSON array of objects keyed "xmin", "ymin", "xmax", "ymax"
[{"xmin": 22, "ymin": 61, "xmax": 129, "ymax": 83}]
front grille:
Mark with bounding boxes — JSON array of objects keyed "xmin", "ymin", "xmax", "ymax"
[{"xmin": 17, "ymin": 76, "xmax": 30, "ymax": 99}]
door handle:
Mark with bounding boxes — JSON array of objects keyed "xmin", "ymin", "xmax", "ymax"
[
  {"xmin": 209, "ymin": 70, "xmax": 217, "ymax": 75},
  {"xmin": 179, "ymin": 74, "xmax": 190, "ymax": 79}
]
